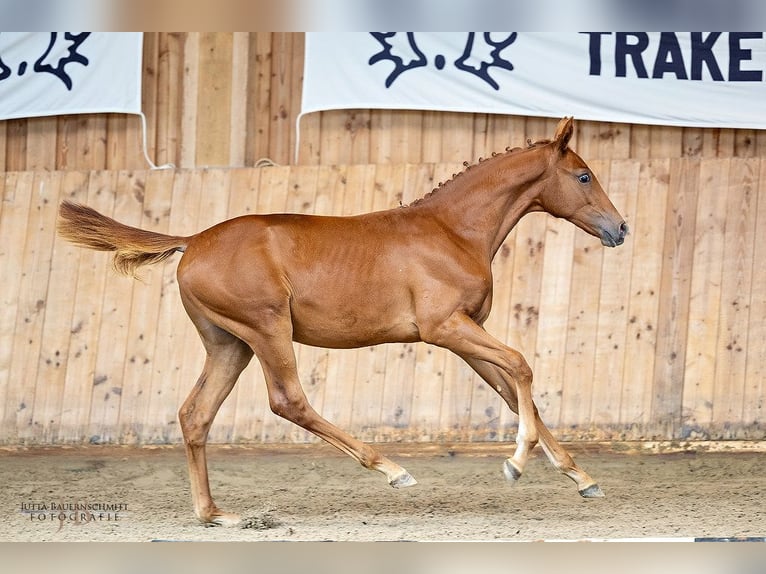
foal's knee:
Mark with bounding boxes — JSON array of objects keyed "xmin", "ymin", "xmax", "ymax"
[{"xmin": 506, "ymin": 349, "xmax": 533, "ymax": 386}]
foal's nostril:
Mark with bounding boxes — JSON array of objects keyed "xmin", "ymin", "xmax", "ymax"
[{"xmin": 619, "ymin": 221, "xmax": 629, "ymax": 238}]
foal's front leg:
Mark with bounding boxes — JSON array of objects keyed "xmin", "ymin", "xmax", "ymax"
[
  {"xmin": 423, "ymin": 313, "xmax": 539, "ymax": 481},
  {"xmin": 464, "ymin": 356, "xmax": 604, "ymax": 497}
]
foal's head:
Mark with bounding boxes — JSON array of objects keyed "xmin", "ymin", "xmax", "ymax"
[{"xmin": 535, "ymin": 117, "xmax": 628, "ymax": 247}]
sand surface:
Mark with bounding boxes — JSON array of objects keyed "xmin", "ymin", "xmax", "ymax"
[{"xmin": 1, "ymin": 443, "xmax": 763, "ymax": 542}]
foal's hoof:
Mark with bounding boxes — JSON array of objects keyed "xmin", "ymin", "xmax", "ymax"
[
  {"xmin": 389, "ymin": 471, "xmax": 418, "ymax": 488},
  {"xmin": 503, "ymin": 459, "xmax": 522, "ymax": 483},
  {"xmin": 578, "ymin": 484, "xmax": 605, "ymax": 498},
  {"xmin": 205, "ymin": 511, "xmax": 242, "ymax": 528}
]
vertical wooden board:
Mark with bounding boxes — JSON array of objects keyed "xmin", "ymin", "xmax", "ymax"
[
  {"xmin": 269, "ymin": 33, "xmax": 296, "ymax": 165},
  {"xmin": 368, "ymin": 111, "xmax": 392, "ymax": 164},
  {"xmin": 0, "ymin": 173, "xmax": 33, "ymax": 439},
  {"xmin": 115, "ymin": 170, "xmax": 174, "ymax": 443},
  {"xmin": 620, "ymin": 160, "xmax": 669, "ymax": 433},
  {"xmin": 651, "ymin": 158, "xmax": 700, "ymax": 438},
  {"xmin": 629, "ymin": 124, "xmax": 651, "ymax": 160},
  {"xmin": 532, "ymin": 216, "xmax": 576, "ymax": 430},
  {"xmin": 142, "ymin": 33, "xmax": 160, "ymax": 168},
  {"xmin": 195, "ymin": 33, "xmax": 234, "ymax": 167},
  {"xmin": 12, "ymin": 173, "xmax": 61, "ymax": 442},
  {"xmin": 440, "ymin": 114, "xmax": 476, "ymax": 163},
  {"xmin": 4, "ymin": 120, "xmax": 28, "ymax": 171},
  {"xmin": 25, "ymin": 118, "xmax": 59, "ymax": 170},
  {"xmin": 229, "ymin": 32, "xmax": 251, "ymax": 167},
  {"xmin": 504, "ymin": 213, "xmax": 547, "ymax": 430},
  {"xmin": 180, "ymin": 33, "xmax": 200, "ymax": 168},
  {"xmin": 589, "ymin": 160, "xmax": 638, "ymax": 428},
  {"xmin": 712, "ymin": 158, "xmax": 758, "ymax": 437},
  {"xmin": 0, "ymin": 123, "xmax": 6, "ymax": 171},
  {"xmin": 559, "ymin": 203, "xmax": 605, "ymax": 431},
  {"xmin": 649, "ymin": 125, "xmax": 683, "ymax": 159},
  {"xmin": 744, "ymin": 159, "xmax": 766, "ymax": 431},
  {"xmin": 420, "ymin": 112, "xmax": 443, "ymax": 164},
  {"xmin": 106, "ymin": 115, "xmax": 129, "ymax": 170},
  {"xmin": 246, "ymin": 33, "xmax": 274, "ymax": 165},
  {"xmin": 87, "ymin": 172, "xmax": 146, "ymax": 442},
  {"xmin": 577, "ymin": 122, "xmax": 631, "ymax": 161},
  {"xmin": 27, "ymin": 172, "xmax": 71, "ymax": 443},
  {"xmin": 255, "ymin": 165, "xmax": 291, "ymax": 215},
  {"xmin": 682, "ymin": 128, "xmax": 704, "ymax": 158},
  {"xmin": 154, "ymin": 33, "xmax": 185, "ymax": 168},
  {"xmin": 56, "ymin": 172, "xmax": 115, "ymax": 442},
  {"xmin": 681, "ymin": 160, "xmax": 729, "ymax": 433},
  {"xmin": 733, "ymin": 129, "xmax": 757, "ymax": 158}
]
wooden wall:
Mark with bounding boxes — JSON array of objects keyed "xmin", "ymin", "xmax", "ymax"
[
  {"xmin": 1, "ymin": 32, "xmax": 764, "ymax": 445},
  {"xmin": 0, "ymin": 33, "xmax": 764, "ymax": 172},
  {"xmin": 1, "ymin": 159, "xmax": 764, "ymax": 445}
]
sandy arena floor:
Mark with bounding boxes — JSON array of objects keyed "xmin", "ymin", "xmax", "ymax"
[{"xmin": 0, "ymin": 443, "xmax": 763, "ymax": 542}]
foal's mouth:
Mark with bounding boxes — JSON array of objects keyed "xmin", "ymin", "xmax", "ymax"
[{"xmin": 600, "ymin": 221, "xmax": 629, "ymax": 247}]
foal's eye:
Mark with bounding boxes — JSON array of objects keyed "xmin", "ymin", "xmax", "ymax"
[{"xmin": 578, "ymin": 173, "xmax": 591, "ymax": 184}]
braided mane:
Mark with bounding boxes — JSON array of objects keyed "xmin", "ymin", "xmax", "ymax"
[{"xmin": 405, "ymin": 138, "xmax": 552, "ymax": 207}]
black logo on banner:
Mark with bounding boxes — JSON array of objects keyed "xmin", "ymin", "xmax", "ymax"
[
  {"xmin": 0, "ymin": 32, "xmax": 91, "ymax": 90},
  {"xmin": 369, "ymin": 32, "xmax": 517, "ymax": 90}
]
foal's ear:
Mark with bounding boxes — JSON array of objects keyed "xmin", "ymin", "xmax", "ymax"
[{"xmin": 553, "ymin": 116, "xmax": 574, "ymax": 152}]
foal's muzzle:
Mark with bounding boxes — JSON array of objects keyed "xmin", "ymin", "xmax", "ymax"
[{"xmin": 601, "ymin": 221, "xmax": 629, "ymax": 247}]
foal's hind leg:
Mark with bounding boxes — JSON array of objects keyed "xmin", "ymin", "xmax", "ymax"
[
  {"xmin": 178, "ymin": 324, "xmax": 254, "ymax": 526},
  {"xmin": 245, "ymin": 316, "xmax": 416, "ymax": 488},
  {"xmin": 464, "ymin": 356, "xmax": 603, "ymax": 497}
]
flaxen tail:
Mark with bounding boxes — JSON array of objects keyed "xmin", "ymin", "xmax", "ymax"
[{"xmin": 57, "ymin": 200, "xmax": 190, "ymax": 277}]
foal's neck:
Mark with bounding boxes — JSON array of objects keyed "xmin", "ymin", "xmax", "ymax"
[{"xmin": 416, "ymin": 145, "xmax": 552, "ymax": 259}]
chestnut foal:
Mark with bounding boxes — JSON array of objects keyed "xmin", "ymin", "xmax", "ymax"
[{"xmin": 58, "ymin": 117, "xmax": 627, "ymax": 526}]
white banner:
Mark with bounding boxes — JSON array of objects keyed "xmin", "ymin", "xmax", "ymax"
[
  {"xmin": 303, "ymin": 32, "xmax": 766, "ymax": 129},
  {"xmin": 0, "ymin": 32, "xmax": 142, "ymax": 121}
]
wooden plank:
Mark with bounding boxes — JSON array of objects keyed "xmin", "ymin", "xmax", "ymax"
[
  {"xmin": 651, "ymin": 158, "xmax": 700, "ymax": 438},
  {"xmin": 11, "ymin": 172, "xmax": 61, "ymax": 442},
  {"xmin": 229, "ymin": 32, "xmax": 250, "ymax": 166},
  {"xmin": 115, "ymin": 170, "xmax": 175, "ymax": 443},
  {"xmin": 179, "ymin": 33, "xmax": 200, "ymax": 168},
  {"xmin": 682, "ymin": 159, "xmax": 729, "ymax": 435},
  {"xmin": 743, "ymin": 159, "xmax": 766, "ymax": 434},
  {"xmin": 558, "ymin": 164, "xmax": 607, "ymax": 433},
  {"xmin": 153, "ymin": 32, "xmax": 185, "ymax": 168},
  {"xmin": 618, "ymin": 161, "xmax": 668, "ymax": 437},
  {"xmin": 711, "ymin": 158, "xmax": 758, "ymax": 437},
  {"xmin": 195, "ymin": 33, "xmax": 234, "ymax": 166},
  {"xmin": 86, "ymin": 172, "xmax": 146, "ymax": 442},
  {"xmin": 246, "ymin": 33, "xmax": 274, "ymax": 165},
  {"xmin": 533, "ymin": 215, "xmax": 576, "ymax": 432},
  {"xmin": 590, "ymin": 160, "xmax": 638, "ymax": 430},
  {"xmin": 269, "ymin": 33, "xmax": 296, "ymax": 165},
  {"xmin": 0, "ymin": 173, "xmax": 37, "ymax": 440},
  {"xmin": 56, "ymin": 172, "xmax": 114, "ymax": 442},
  {"xmin": 25, "ymin": 118, "xmax": 58, "ymax": 170}
]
